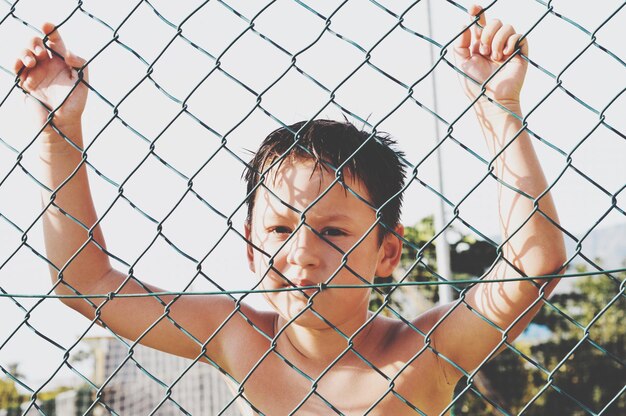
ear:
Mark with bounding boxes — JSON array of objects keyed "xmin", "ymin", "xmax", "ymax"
[
  {"xmin": 244, "ymin": 222, "xmax": 256, "ymax": 273},
  {"xmin": 375, "ymin": 224, "xmax": 404, "ymax": 277}
]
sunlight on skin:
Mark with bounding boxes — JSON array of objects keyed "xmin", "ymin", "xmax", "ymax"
[{"xmin": 245, "ymin": 159, "xmax": 404, "ymax": 361}]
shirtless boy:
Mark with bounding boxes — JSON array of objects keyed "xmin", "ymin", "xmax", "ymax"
[{"xmin": 15, "ymin": 5, "xmax": 566, "ymax": 415}]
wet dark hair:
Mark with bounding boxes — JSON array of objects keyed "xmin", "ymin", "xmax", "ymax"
[{"xmin": 243, "ymin": 119, "xmax": 406, "ymax": 243}]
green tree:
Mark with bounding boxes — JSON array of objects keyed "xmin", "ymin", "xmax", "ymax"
[
  {"xmin": 524, "ymin": 266, "xmax": 625, "ymax": 415},
  {"xmin": 369, "ymin": 216, "xmax": 497, "ymax": 315},
  {"xmin": 1, "ymin": 364, "xmax": 26, "ymax": 411},
  {"xmin": 452, "ymin": 265, "xmax": 626, "ymax": 415},
  {"xmin": 0, "ymin": 377, "xmax": 22, "ymax": 410},
  {"xmin": 0, "ymin": 363, "xmax": 77, "ymax": 414},
  {"xmin": 372, "ymin": 217, "xmax": 625, "ymax": 415}
]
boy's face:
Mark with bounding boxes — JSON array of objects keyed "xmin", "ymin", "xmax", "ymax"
[{"xmin": 245, "ymin": 159, "xmax": 403, "ymax": 328}]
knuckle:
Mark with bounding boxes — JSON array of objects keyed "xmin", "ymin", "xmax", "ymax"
[
  {"xmin": 484, "ymin": 21, "xmax": 502, "ymax": 39},
  {"xmin": 23, "ymin": 78, "xmax": 35, "ymax": 91},
  {"xmin": 21, "ymin": 53, "xmax": 33, "ymax": 64}
]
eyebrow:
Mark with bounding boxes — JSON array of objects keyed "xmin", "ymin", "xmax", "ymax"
[
  {"xmin": 266, "ymin": 211, "xmax": 355, "ymax": 224},
  {"xmin": 310, "ymin": 213, "xmax": 354, "ymax": 223}
]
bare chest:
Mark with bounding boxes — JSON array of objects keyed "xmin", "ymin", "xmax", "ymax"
[{"xmin": 225, "ymin": 350, "xmax": 453, "ymax": 415}]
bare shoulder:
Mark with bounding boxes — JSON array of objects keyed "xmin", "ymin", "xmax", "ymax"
[
  {"xmin": 216, "ymin": 303, "xmax": 278, "ymax": 375},
  {"xmin": 384, "ymin": 307, "xmax": 463, "ymax": 385},
  {"xmin": 369, "ymin": 311, "xmax": 440, "ymax": 362},
  {"xmin": 367, "ymin": 312, "xmax": 458, "ymax": 405},
  {"xmin": 217, "ymin": 301, "xmax": 276, "ymax": 349},
  {"xmin": 382, "ymin": 306, "xmax": 449, "ymax": 349}
]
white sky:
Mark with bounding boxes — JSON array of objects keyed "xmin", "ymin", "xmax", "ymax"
[{"xmin": 0, "ymin": 0, "xmax": 624, "ymax": 390}]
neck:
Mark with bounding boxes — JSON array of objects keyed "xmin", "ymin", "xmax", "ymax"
[{"xmin": 276, "ymin": 307, "xmax": 375, "ymax": 366}]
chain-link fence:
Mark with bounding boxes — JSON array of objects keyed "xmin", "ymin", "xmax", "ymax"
[{"xmin": 0, "ymin": 0, "xmax": 624, "ymax": 415}]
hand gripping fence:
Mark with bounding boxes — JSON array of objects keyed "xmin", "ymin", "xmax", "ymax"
[{"xmin": 0, "ymin": 0, "xmax": 624, "ymax": 415}]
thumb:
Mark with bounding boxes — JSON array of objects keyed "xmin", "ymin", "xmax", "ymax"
[
  {"xmin": 65, "ymin": 51, "xmax": 89, "ymax": 83},
  {"xmin": 453, "ymin": 24, "xmax": 472, "ymax": 62},
  {"xmin": 65, "ymin": 50, "xmax": 85, "ymax": 68},
  {"xmin": 41, "ymin": 22, "xmax": 68, "ymax": 58}
]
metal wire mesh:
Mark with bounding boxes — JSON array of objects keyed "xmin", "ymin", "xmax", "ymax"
[{"xmin": 0, "ymin": 0, "xmax": 624, "ymax": 415}]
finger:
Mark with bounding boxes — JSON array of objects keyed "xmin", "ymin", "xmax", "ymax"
[
  {"xmin": 519, "ymin": 36, "xmax": 529, "ymax": 56},
  {"xmin": 65, "ymin": 50, "xmax": 86, "ymax": 68},
  {"xmin": 454, "ymin": 24, "xmax": 472, "ymax": 61},
  {"xmin": 20, "ymin": 49, "xmax": 37, "ymax": 69},
  {"xmin": 468, "ymin": 4, "xmax": 486, "ymax": 42},
  {"xmin": 480, "ymin": 19, "xmax": 503, "ymax": 57},
  {"xmin": 12, "ymin": 56, "xmax": 25, "ymax": 75},
  {"xmin": 42, "ymin": 22, "xmax": 67, "ymax": 57},
  {"xmin": 30, "ymin": 37, "xmax": 49, "ymax": 60},
  {"xmin": 71, "ymin": 65, "xmax": 89, "ymax": 85},
  {"xmin": 491, "ymin": 24, "xmax": 515, "ymax": 61},
  {"xmin": 66, "ymin": 51, "xmax": 89, "ymax": 84},
  {"xmin": 504, "ymin": 34, "xmax": 528, "ymax": 57}
]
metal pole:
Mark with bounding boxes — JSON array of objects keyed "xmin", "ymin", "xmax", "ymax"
[{"xmin": 425, "ymin": 0, "xmax": 454, "ymax": 304}]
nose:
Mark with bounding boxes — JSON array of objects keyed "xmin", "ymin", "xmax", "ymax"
[{"xmin": 286, "ymin": 225, "xmax": 321, "ymax": 269}]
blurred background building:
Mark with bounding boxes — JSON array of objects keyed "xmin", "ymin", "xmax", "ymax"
[
  {"xmin": 1, "ymin": 337, "xmax": 242, "ymax": 415},
  {"xmin": 86, "ymin": 337, "xmax": 242, "ymax": 415}
]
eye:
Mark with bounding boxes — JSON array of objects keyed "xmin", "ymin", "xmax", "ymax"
[
  {"xmin": 321, "ymin": 228, "xmax": 346, "ymax": 237},
  {"xmin": 269, "ymin": 226, "xmax": 292, "ymax": 235}
]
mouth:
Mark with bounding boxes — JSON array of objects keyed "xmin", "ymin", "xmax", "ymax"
[{"xmin": 287, "ymin": 279, "xmax": 322, "ymax": 298}]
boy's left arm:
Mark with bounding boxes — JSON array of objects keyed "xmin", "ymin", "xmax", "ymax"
[{"xmin": 416, "ymin": 5, "xmax": 567, "ymax": 382}]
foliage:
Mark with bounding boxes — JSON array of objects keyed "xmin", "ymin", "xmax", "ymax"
[
  {"xmin": 369, "ymin": 216, "xmax": 497, "ymax": 315},
  {"xmin": 0, "ymin": 377, "xmax": 21, "ymax": 410},
  {"xmin": 372, "ymin": 216, "xmax": 625, "ymax": 414},
  {"xmin": 0, "ymin": 363, "xmax": 76, "ymax": 414},
  {"xmin": 453, "ymin": 266, "xmax": 626, "ymax": 415}
]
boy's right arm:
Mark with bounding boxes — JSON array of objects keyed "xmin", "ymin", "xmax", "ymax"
[{"xmin": 17, "ymin": 24, "xmax": 262, "ymax": 369}]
